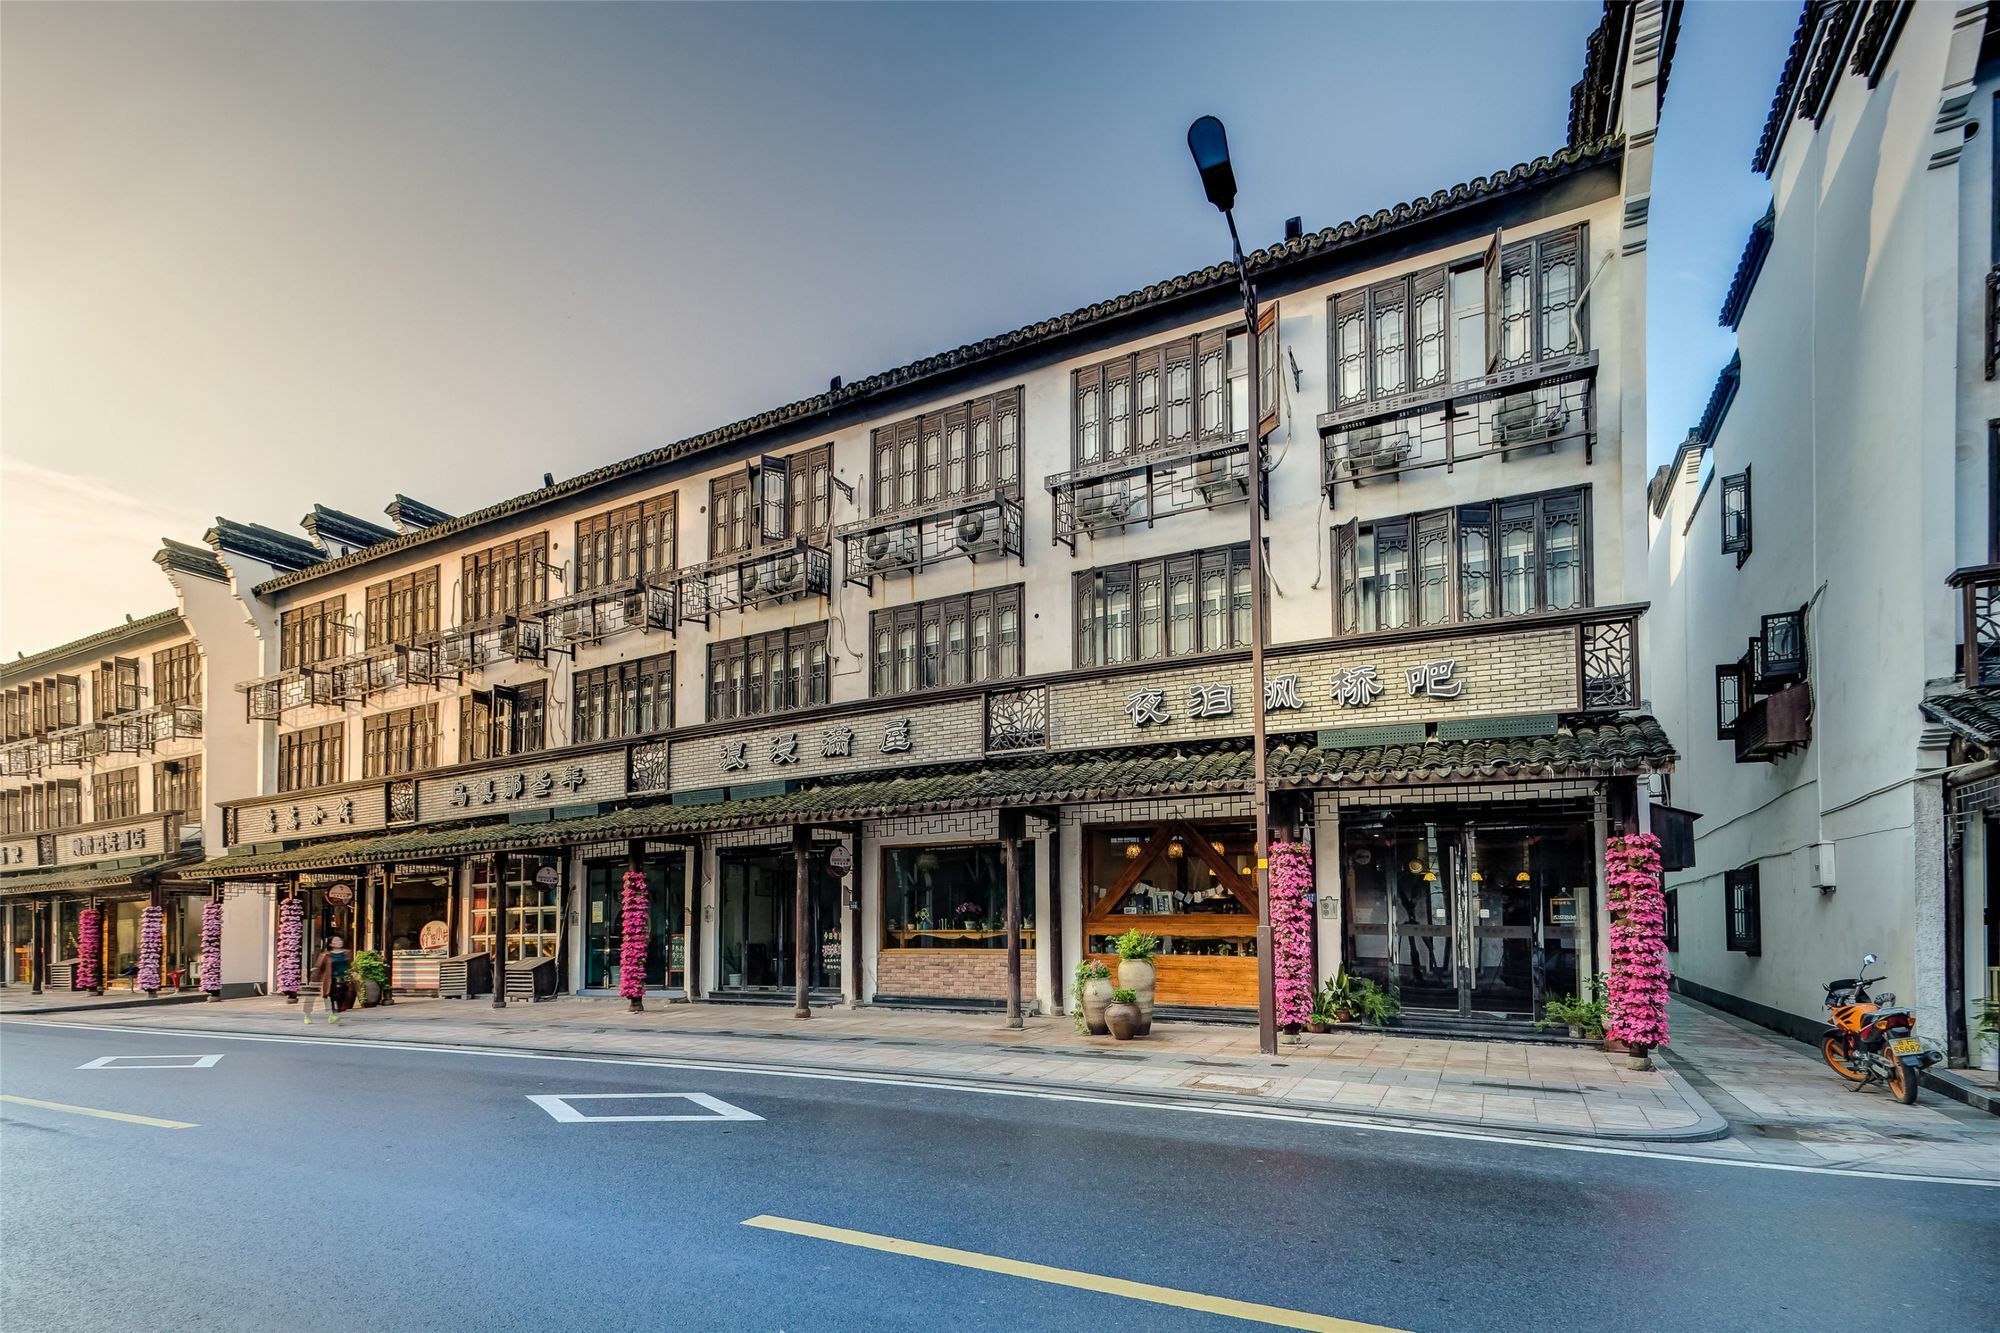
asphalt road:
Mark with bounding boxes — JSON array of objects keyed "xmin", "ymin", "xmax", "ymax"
[{"xmin": 1, "ymin": 1020, "xmax": 1994, "ymax": 1333}]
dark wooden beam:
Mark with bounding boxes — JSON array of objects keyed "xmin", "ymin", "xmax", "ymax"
[
  {"xmin": 792, "ymin": 823, "xmax": 812, "ymax": 1019},
  {"xmin": 1000, "ymin": 808, "xmax": 1025, "ymax": 1029},
  {"xmin": 492, "ymin": 855, "xmax": 508, "ymax": 1009}
]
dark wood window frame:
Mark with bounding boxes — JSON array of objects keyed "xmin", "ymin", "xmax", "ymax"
[
  {"xmin": 711, "ymin": 444, "xmax": 833, "ymax": 560},
  {"xmin": 572, "ymin": 653, "xmax": 674, "ymax": 744},
  {"xmin": 870, "ymin": 586, "xmax": 1024, "ymax": 697},
  {"xmin": 459, "ymin": 681, "xmax": 549, "ymax": 763},
  {"xmin": 460, "ymin": 534, "xmax": 549, "ymax": 626},
  {"xmin": 1721, "ymin": 466, "xmax": 1752, "ymax": 565},
  {"xmin": 153, "ymin": 641, "xmax": 203, "ymax": 707},
  {"xmin": 92, "ymin": 766, "xmax": 142, "ymax": 822},
  {"xmin": 364, "ymin": 568, "xmax": 441, "ymax": 649},
  {"xmin": 706, "ymin": 624, "xmax": 830, "ymax": 722},
  {"xmin": 1724, "ymin": 864, "xmax": 1761, "ymax": 955},
  {"xmin": 1072, "ymin": 321, "xmax": 1273, "ymax": 469},
  {"xmin": 153, "ymin": 755, "xmax": 203, "ymax": 817},
  {"xmin": 1074, "ymin": 543, "xmax": 1253, "ymax": 669},
  {"xmin": 91, "ymin": 658, "xmax": 142, "ymax": 718},
  {"xmin": 280, "ymin": 596, "xmax": 348, "ymax": 671},
  {"xmin": 278, "ymin": 722, "xmax": 346, "ymax": 794},
  {"xmin": 575, "ymin": 495, "xmax": 677, "ymax": 594},
  {"xmin": 1333, "ymin": 486, "xmax": 1591, "ymax": 637},
  {"xmin": 1, "ymin": 779, "xmax": 81, "ymax": 834},
  {"xmin": 362, "ymin": 703, "xmax": 439, "ymax": 780},
  {"xmin": 872, "ymin": 389, "xmax": 1023, "ymax": 515},
  {"xmin": 1714, "ymin": 661, "xmax": 1748, "ymax": 740},
  {"xmin": 1663, "ymin": 889, "xmax": 1679, "ymax": 952}
]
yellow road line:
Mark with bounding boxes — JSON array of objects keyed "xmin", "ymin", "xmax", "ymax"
[
  {"xmin": 0, "ymin": 1094, "xmax": 196, "ymax": 1130},
  {"xmin": 742, "ymin": 1215, "xmax": 1405, "ymax": 1332}
]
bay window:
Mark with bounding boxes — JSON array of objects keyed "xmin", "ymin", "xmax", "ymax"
[
  {"xmin": 1076, "ymin": 544, "xmax": 1252, "ymax": 668},
  {"xmin": 870, "ymin": 587, "xmax": 1023, "ymax": 696},
  {"xmin": 871, "ymin": 389, "xmax": 1022, "ymax": 514}
]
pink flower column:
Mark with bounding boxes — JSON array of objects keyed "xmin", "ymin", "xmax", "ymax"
[
  {"xmin": 1268, "ymin": 841, "xmax": 1315, "ymax": 1030},
  {"xmin": 619, "ymin": 868, "xmax": 650, "ymax": 1011},
  {"xmin": 276, "ymin": 898, "xmax": 305, "ymax": 999},
  {"xmin": 77, "ymin": 907, "xmax": 102, "ymax": 992},
  {"xmin": 200, "ymin": 900, "xmax": 224, "ymax": 998},
  {"xmin": 137, "ymin": 905, "xmax": 164, "ymax": 995},
  {"xmin": 1605, "ymin": 832, "xmax": 1670, "ymax": 1054}
]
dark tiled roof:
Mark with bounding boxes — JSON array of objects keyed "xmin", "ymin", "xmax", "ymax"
[
  {"xmin": 188, "ymin": 717, "xmax": 1674, "ymax": 879},
  {"xmin": 1920, "ymin": 689, "xmax": 2000, "ymax": 747},
  {"xmin": 1695, "ymin": 352, "xmax": 1741, "ymax": 441},
  {"xmin": 1, "ymin": 609, "xmax": 184, "ymax": 685},
  {"xmin": 205, "ymin": 517, "xmax": 324, "ymax": 572},
  {"xmin": 154, "ymin": 538, "xmax": 228, "ymax": 583},
  {"xmin": 1849, "ymin": 0, "xmax": 1910, "ymax": 86},
  {"xmin": 1753, "ymin": 3, "xmax": 1818, "ymax": 173},
  {"xmin": 385, "ymin": 495, "xmax": 452, "ymax": 532},
  {"xmin": 250, "ymin": 136, "xmax": 1626, "ymax": 597},
  {"xmin": 1567, "ymin": 3, "xmax": 1684, "ymax": 147},
  {"xmin": 301, "ymin": 505, "xmax": 395, "ymax": 553},
  {"xmin": 1794, "ymin": 1, "xmax": 1859, "ymax": 125},
  {"xmin": 1649, "ymin": 434, "xmax": 1706, "ymax": 518},
  {"xmin": 1718, "ymin": 211, "xmax": 1773, "ymax": 329},
  {"xmin": 0, "ymin": 853, "xmax": 199, "ymax": 899}
]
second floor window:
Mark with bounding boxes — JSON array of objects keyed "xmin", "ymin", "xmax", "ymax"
[
  {"xmin": 92, "ymin": 766, "xmax": 141, "ymax": 821},
  {"xmin": 1331, "ymin": 224, "xmax": 1585, "ymax": 411},
  {"xmin": 278, "ymin": 722, "xmax": 345, "ymax": 794},
  {"xmin": 362, "ymin": 704, "xmax": 438, "ymax": 780},
  {"xmin": 1074, "ymin": 328, "xmax": 1260, "ymax": 467},
  {"xmin": 871, "ymin": 587, "xmax": 1023, "ymax": 696},
  {"xmin": 459, "ymin": 682, "xmax": 547, "ymax": 763},
  {"xmin": 573, "ymin": 653, "xmax": 674, "ymax": 743},
  {"xmin": 92, "ymin": 659, "xmax": 139, "ymax": 718},
  {"xmin": 1, "ymin": 780, "xmax": 80, "ymax": 834},
  {"xmin": 871, "ymin": 389, "xmax": 1022, "ymax": 513},
  {"xmin": 1335, "ymin": 487, "xmax": 1588, "ymax": 636},
  {"xmin": 280, "ymin": 596, "xmax": 347, "ymax": 670},
  {"xmin": 462, "ymin": 535, "xmax": 548, "ymax": 625},
  {"xmin": 1076, "ymin": 544, "xmax": 1252, "ymax": 668},
  {"xmin": 711, "ymin": 445, "xmax": 833, "ymax": 558},
  {"xmin": 365, "ymin": 569, "xmax": 440, "ymax": 648},
  {"xmin": 707, "ymin": 624, "xmax": 829, "ymax": 722},
  {"xmin": 153, "ymin": 642, "xmax": 202, "ymax": 706},
  {"xmin": 1721, "ymin": 467, "xmax": 1752, "ymax": 564},
  {"xmin": 576, "ymin": 496, "xmax": 676, "ymax": 593},
  {"xmin": 154, "ymin": 755, "xmax": 203, "ymax": 816}
]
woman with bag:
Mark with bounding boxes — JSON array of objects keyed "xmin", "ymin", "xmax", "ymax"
[{"xmin": 304, "ymin": 935, "xmax": 351, "ymax": 1024}]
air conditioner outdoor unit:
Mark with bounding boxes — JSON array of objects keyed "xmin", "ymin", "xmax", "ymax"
[
  {"xmin": 1344, "ymin": 426, "xmax": 1413, "ymax": 475},
  {"xmin": 863, "ymin": 530, "xmax": 915, "ymax": 571},
  {"xmin": 1076, "ymin": 488, "xmax": 1136, "ymax": 531},
  {"xmin": 763, "ymin": 555, "xmax": 803, "ymax": 596},
  {"xmin": 954, "ymin": 511, "xmax": 1003, "ymax": 558},
  {"xmin": 1493, "ymin": 393, "xmax": 1569, "ymax": 450},
  {"xmin": 1191, "ymin": 455, "xmax": 1248, "ymax": 504}
]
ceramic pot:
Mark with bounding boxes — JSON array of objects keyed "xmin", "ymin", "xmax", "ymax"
[
  {"xmin": 1626, "ymin": 1045, "xmax": 1654, "ymax": 1072},
  {"xmin": 1117, "ymin": 957, "xmax": 1156, "ymax": 1032},
  {"xmin": 1104, "ymin": 1001, "xmax": 1141, "ymax": 1040},
  {"xmin": 362, "ymin": 978, "xmax": 384, "ymax": 1008},
  {"xmin": 1567, "ymin": 1024, "xmax": 1583, "ymax": 1039},
  {"xmin": 1306, "ymin": 1019, "xmax": 1329, "ymax": 1034},
  {"xmin": 1081, "ymin": 976, "xmax": 1115, "ymax": 1035}
]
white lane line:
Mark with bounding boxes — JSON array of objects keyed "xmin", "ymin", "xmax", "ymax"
[
  {"xmin": 78, "ymin": 1054, "xmax": 223, "ymax": 1070},
  {"xmin": 7, "ymin": 1018, "xmax": 1996, "ymax": 1189},
  {"xmin": 528, "ymin": 1092, "xmax": 762, "ymax": 1123}
]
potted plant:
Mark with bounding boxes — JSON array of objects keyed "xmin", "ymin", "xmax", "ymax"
[
  {"xmin": 352, "ymin": 950, "xmax": 391, "ymax": 1007},
  {"xmin": 723, "ymin": 943, "xmax": 745, "ymax": 989},
  {"xmin": 1104, "ymin": 987, "xmax": 1142, "ymax": 1040},
  {"xmin": 1349, "ymin": 975, "xmax": 1400, "ymax": 1028},
  {"xmin": 1536, "ymin": 974, "xmax": 1609, "ymax": 1039},
  {"xmin": 1112, "ymin": 928, "xmax": 1160, "ymax": 1034},
  {"xmin": 1072, "ymin": 960, "xmax": 1113, "ymax": 1036}
]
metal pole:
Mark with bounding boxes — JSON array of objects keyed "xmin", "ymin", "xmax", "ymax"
[
  {"xmin": 1226, "ymin": 210, "xmax": 1278, "ymax": 1056},
  {"xmin": 1002, "ymin": 810, "xmax": 1023, "ymax": 1029},
  {"xmin": 792, "ymin": 823, "xmax": 811, "ymax": 1018}
]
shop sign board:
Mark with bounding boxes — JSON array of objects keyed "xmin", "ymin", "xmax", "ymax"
[
  {"xmin": 324, "ymin": 883, "xmax": 354, "ymax": 905},
  {"xmin": 417, "ymin": 756, "xmax": 623, "ymax": 825},
  {"xmin": 232, "ymin": 787, "xmax": 389, "ymax": 847},
  {"xmin": 669, "ymin": 696, "xmax": 983, "ymax": 792},
  {"xmin": 56, "ymin": 815, "xmax": 175, "ymax": 868},
  {"xmin": 0, "ymin": 835, "xmax": 42, "ymax": 869}
]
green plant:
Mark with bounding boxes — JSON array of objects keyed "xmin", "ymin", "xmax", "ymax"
[
  {"xmin": 1536, "ymin": 973, "xmax": 1610, "ymax": 1038},
  {"xmin": 1349, "ymin": 976, "xmax": 1399, "ymax": 1027},
  {"xmin": 722, "ymin": 943, "xmax": 744, "ymax": 976},
  {"xmin": 351, "ymin": 950, "xmax": 390, "ymax": 987},
  {"xmin": 1110, "ymin": 987, "xmax": 1138, "ymax": 1004},
  {"xmin": 1312, "ymin": 970, "xmax": 1361, "ymax": 1024},
  {"xmin": 1071, "ymin": 960, "xmax": 1110, "ymax": 1034},
  {"xmin": 1112, "ymin": 929, "xmax": 1160, "ymax": 963},
  {"xmin": 1977, "ymin": 995, "xmax": 1997, "ymax": 1044}
]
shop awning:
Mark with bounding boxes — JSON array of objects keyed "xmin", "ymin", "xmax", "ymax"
[
  {"xmin": 0, "ymin": 853, "xmax": 202, "ymax": 900},
  {"xmin": 1920, "ymin": 687, "xmax": 2000, "ymax": 747},
  {"xmin": 185, "ymin": 714, "xmax": 1675, "ymax": 882}
]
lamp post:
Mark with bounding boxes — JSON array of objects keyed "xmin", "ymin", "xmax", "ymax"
[{"xmin": 1188, "ymin": 115, "xmax": 1277, "ymax": 1056}]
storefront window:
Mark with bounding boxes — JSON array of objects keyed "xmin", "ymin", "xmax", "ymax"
[
  {"xmin": 165, "ymin": 895, "xmax": 204, "ymax": 989},
  {"xmin": 1082, "ymin": 823, "xmax": 1260, "ymax": 996},
  {"xmin": 882, "ymin": 843, "xmax": 1035, "ymax": 950},
  {"xmin": 7, "ymin": 906, "xmax": 32, "ymax": 985},
  {"xmin": 584, "ymin": 855, "xmax": 686, "ymax": 991},
  {"xmin": 469, "ymin": 855, "xmax": 562, "ymax": 964},
  {"xmin": 389, "ymin": 865, "xmax": 453, "ymax": 991},
  {"xmin": 106, "ymin": 899, "xmax": 144, "ymax": 991}
]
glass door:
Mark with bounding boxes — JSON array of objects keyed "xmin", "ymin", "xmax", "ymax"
[
  {"xmin": 584, "ymin": 854, "xmax": 687, "ymax": 993},
  {"xmin": 1389, "ymin": 823, "xmax": 1457, "ymax": 1010},
  {"xmin": 717, "ymin": 848, "xmax": 834, "ymax": 992}
]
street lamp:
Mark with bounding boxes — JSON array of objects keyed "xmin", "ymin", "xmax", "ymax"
[{"xmin": 1187, "ymin": 115, "xmax": 1277, "ymax": 1056}]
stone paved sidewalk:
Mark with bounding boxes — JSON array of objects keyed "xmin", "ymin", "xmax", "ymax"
[{"xmin": 2, "ymin": 985, "xmax": 1718, "ymax": 1141}]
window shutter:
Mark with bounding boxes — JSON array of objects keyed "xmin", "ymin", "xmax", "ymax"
[
  {"xmin": 1482, "ymin": 229, "xmax": 1504, "ymax": 374},
  {"xmin": 996, "ymin": 388, "xmax": 1022, "ymax": 488},
  {"xmin": 1073, "ymin": 363, "xmax": 1102, "ymax": 465},
  {"xmin": 1725, "ymin": 866, "xmax": 1762, "ymax": 955},
  {"xmin": 56, "ymin": 676, "xmax": 79, "ymax": 728},
  {"xmin": 1331, "ymin": 291, "xmax": 1368, "ymax": 408},
  {"xmin": 1256, "ymin": 301, "xmax": 1280, "ymax": 440},
  {"xmin": 1715, "ymin": 663, "xmax": 1746, "ymax": 740},
  {"xmin": 116, "ymin": 658, "xmax": 140, "ymax": 713},
  {"xmin": 1334, "ymin": 519, "xmax": 1360, "ymax": 635},
  {"xmin": 1195, "ymin": 328, "xmax": 1228, "ymax": 447}
]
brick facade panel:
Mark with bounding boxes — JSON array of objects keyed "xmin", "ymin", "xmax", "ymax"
[{"xmin": 877, "ymin": 948, "xmax": 1037, "ymax": 1000}]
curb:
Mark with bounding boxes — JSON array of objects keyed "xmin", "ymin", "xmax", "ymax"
[
  {"xmin": 1924, "ymin": 1067, "xmax": 2000, "ymax": 1116},
  {"xmin": 13, "ymin": 1012, "xmax": 1734, "ymax": 1144},
  {"xmin": 0, "ymin": 992, "xmax": 214, "ymax": 1017}
]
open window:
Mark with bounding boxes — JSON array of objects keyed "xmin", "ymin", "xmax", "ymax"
[
  {"xmin": 1724, "ymin": 865, "xmax": 1761, "ymax": 955},
  {"xmin": 1714, "ymin": 661, "xmax": 1747, "ymax": 739},
  {"xmin": 1721, "ymin": 468, "xmax": 1752, "ymax": 564}
]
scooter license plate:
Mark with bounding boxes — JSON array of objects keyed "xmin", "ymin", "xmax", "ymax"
[{"xmin": 1891, "ymin": 1038, "xmax": 1922, "ymax": 1055}]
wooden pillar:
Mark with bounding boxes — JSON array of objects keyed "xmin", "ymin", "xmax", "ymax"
[
  {"xmin": 1001, "ymin": 808, "xmax": 1024, "ymax": 1029},
  {"xmin": 95, "ymin": 895, "xmax": 110, "ymax": 995},
  {"xmin": 29, "ymin": 899, "xmax": 45, "ymax": 994},
  {"xmin": 1044, "ymin": 817, "xmax": 1064, "ymax": 1015},
  {"xmin": 491, "ymin": 856, "xmax": 509, "ymax": 1009},
  {"xmin": 792, "ymin": 823, "xmax": 811, "ymax": 1019},
  {"xmin": 627, "ymin": 839, "xmax": 646, "ymax": 1012}
]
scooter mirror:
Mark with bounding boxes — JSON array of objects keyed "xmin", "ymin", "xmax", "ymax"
[{"xmin": 1863, "ymin": 953, "xmax": 1878, "ymax": 967}]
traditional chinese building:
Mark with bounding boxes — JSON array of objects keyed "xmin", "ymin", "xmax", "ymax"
[
  {"xmin": 168, "ymin": 3, "xmax": 1678, "ymax": 1027},
  {"xmin": 1647, "ymin": 1, "xmax": 1999, "ymax": 1077},
  {"xmin": 0, "ymin": 598, "xmax": 256, "ymax": 996}
]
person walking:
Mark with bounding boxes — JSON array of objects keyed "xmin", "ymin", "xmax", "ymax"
[{"xmin": 304, "ymin": 935, "xmax": 351, "ymax": 1025}]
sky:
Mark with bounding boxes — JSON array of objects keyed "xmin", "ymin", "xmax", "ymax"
[{"xmin": 0, "ymin": 1, "xmax": 1800, "ymax": 659}]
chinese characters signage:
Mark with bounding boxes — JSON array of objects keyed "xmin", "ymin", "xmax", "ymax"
[
  {"xmin": 54, "ymin": 816, "xmax": 175, "ymax": 867},
  {"xmin": 263, "ymin": 799, "xmax": 356, "ymax": 835},
  {"xmin": 446, "ymin": 764, "xmax": 588, "ymax": 809},
  {"xmin": 1125, "ymin": 661, "xmax": 1466, "ymax": 729},
  {"xmin": 715, "ymin": 718, "xmax": 916, "ymax": 778}
]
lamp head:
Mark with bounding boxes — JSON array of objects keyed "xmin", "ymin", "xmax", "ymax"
[{"xmin": 1187, "ymin": 115, "xmax": 1236, "ymax": 213}]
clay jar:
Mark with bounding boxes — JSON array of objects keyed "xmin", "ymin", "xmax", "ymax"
[
  {"xmin": 1081, "ymin": 975, "xmax": 1116, "ymax": 1036},
  {"xmin": 1104, "ymin": 999, "xmax": 1141, "ymax": 1041},
  {"xmin": 1117, "ymin": 956, "xmax": 1156, "ymax": 1035}
]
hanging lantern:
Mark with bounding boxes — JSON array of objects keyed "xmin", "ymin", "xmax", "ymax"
[
  {"xmin": 1516, "ymin": 871, "xmax": 1532, "ymax": 883},
  {"xmin": 1124, "ymin": 843, "xmax": 1141, "ymax": 859},
  {"xmin": 1407, "ymin": 860, "xmax": 1425, "ymax": 874},
  {"xmin": 1167, "ymin": 840, "xmax": 1185, "ymax": 859},
  {"xmin": 1471, "ymin": 872, "xmax": 1484, "ymax": 882}
]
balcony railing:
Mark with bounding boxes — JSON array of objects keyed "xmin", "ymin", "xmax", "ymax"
[
  {"xmin": 838, "ymin": 491, "xmax": 1023, "ymax": 590},
  {"xmin": 1, "ymin": 739, "xmax": 48, "ymax": 778},
  {"xmin": 678, "ymin": 537, "xmax": 831, "ymax": 620},
  {"xmin": 1316, "ymin": 352, "xmax": 1597, "ymax": 501},
  {"xmin": 1949, "ymin": 563, "xmax": 2000, "ymax": 687},
  {"xmin": 237, "ymin": 668, "xmax": 313, "ymax": 722},
  {"xmin": 538, "ymin": 575, "xmax": 678, "ymax": 653},
  {"xmin": 1735, "ymin": 681, "xmax": 1812, "ymax": 763},
  {"xmin": 1578, "ymin": 615, "xmax": 1640, "ymax": 710},
  {"xmin": 1045, "ymin": 432, "xmax": 1259, "ymax": 551}
]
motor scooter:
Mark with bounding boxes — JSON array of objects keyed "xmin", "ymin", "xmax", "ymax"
[{"xmin": 1818, "ymin": 953, "xmax": 1943, "ymax": 1104}]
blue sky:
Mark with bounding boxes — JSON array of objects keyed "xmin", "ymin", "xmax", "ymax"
[{"xmin": 1, "ymin": 2, "xmax": 1799, "ymax": 655}]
